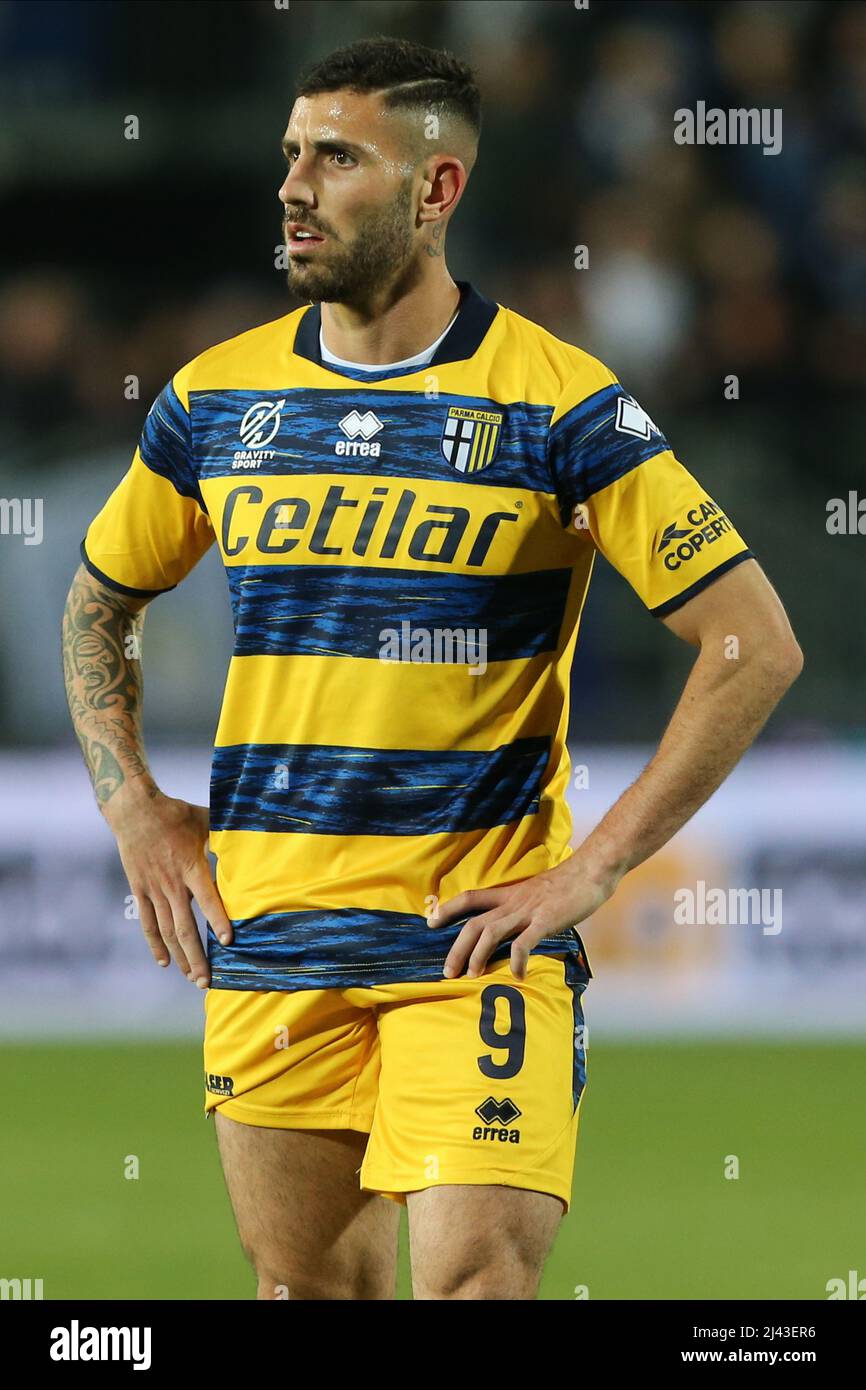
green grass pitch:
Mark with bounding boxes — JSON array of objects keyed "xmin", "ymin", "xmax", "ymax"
[{"xmin": 3, "ymin": 1040, "xmax": 863, "ymax": 1300}]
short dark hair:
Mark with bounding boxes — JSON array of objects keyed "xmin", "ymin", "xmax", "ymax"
[{"xmin": 296, "ymin": 36, "xmax": 481, "ymax": 139}]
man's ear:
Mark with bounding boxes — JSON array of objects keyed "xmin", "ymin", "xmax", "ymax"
[{"xmin": 417, "ymin": 155, "xmax": 468, "ymax": 224}]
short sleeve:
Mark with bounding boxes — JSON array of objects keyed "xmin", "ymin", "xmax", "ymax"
[
  {"xmin": 81, "ymin": 375, "xmax": 215, "ymax": 596},
  {"xmin": 547, "ymin": 366, "xmax": 753, "ymax": 617}
]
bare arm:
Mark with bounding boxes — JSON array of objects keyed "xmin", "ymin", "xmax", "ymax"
[
  {"xmin": 573, "ymin": 557, "xmax": 803, "ymax": 884},
  {"xmin": 429, "ymin": 558, "xmax": 803, "ymax": 978},
  {"xmin": 61, "ymin": 562, "xmax": 156, "ymax": 806},
  {"xmin": 62, "ymin": 563, "xmax": 232, "ymax": 985}
]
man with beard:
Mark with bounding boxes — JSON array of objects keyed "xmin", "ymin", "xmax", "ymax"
[{"xmin": 63, "ymin": 36, "xmax": 801, "ymax": 1300}]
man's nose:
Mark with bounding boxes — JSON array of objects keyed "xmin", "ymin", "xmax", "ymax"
[{"xmin": 279, "ymin": 161, "xmax": 315, "ymax": 207}]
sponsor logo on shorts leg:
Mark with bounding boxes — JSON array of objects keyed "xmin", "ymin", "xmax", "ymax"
[
  {"xmin": 472, "ymin": 1096, "xmax": 522, "ymax": 1144},
  {"xmin": 206, "ymin": 1072, "xmax": 234, "ymax": 1096},
  {"xmin": 656, "ymin": 498, "xmax": 733, "ymax": 571}
]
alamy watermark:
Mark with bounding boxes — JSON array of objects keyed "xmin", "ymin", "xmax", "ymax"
[
  {"xmin": 0, "ymin": 497, "xmax": 43, "ymax": 545},
  {"xmin": 826, "ymin": 1269, "xmax": 866, "ymax": 1299},
  {"xmin": 826, "ymin": 492, "xmax": 866, "ymax": 534},
  {"xmin": 674, "ymin": 880, "xmax": 782, "ymax": 935},
  {"xmin": 49, "ymin": 1321, "xmax": 151, "ymax": 1370},
  {"xmin": 379, "ymin": 621, "xmax": 487, "ymax": 674},
  {"xmin": 674, "ymin": 102, "xmax": 782, "ymax": 157},
  {"xmin": 1, "ymin": 1276, "xmax": 43, "ymax": 1299}
]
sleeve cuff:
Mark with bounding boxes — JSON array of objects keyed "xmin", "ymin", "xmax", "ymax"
[
  {"xmin": 650, "ymin": 549, "xmax": 754, "ymax": 618},
  {"xmin": 79, "ymin": 539, "xmax": 175, "ymax": 598}
]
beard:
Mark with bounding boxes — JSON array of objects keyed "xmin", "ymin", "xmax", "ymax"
[{"xmin": 283, "ymin": 177, "xmax": 416, "ymax": 306}]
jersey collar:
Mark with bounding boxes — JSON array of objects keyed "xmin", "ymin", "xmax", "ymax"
[{"xmin": 291, "ymin": 280, "xmax": 499, "ymax": 380}]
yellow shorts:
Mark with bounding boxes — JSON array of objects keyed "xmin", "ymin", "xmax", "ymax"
[{"xmin": 203, "ymin": 952, "xmax": 589, "ymax": 1213}]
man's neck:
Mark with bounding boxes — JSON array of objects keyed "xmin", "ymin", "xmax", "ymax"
[{"xmin": 319, "ymin": 266, "xmax": 462, "ymax": 367}]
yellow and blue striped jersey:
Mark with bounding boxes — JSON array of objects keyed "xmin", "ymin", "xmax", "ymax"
[{"xmin": 81, "ymin": 281, "xmax": 752, "ymax": 992}]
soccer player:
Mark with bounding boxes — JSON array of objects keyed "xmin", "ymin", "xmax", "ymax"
[{"xmin": 62, "ymin": 37, "xmax": 802, "ymax": 1300}]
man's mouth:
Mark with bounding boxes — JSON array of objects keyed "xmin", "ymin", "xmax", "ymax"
[{"xmin": 285, "ymin": 222, "xmax": 326, "ymax": 252}]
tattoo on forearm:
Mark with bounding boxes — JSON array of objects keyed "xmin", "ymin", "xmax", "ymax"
[{"xmin": 61, "ymin": 573, "xmax": 152, "ymax": 805}]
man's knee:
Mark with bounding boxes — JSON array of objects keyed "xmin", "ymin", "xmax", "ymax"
[
  {"xmin": 252, "ymin": 1255, "xmax": 394, "ymax": 1300},
  {"xmin": 414, "ymin": 1256, "xmax": 544, "ymax": 1300},
  {"xmin": 412, "ymin": 1235, "xmax": 546, "ymax": 1300},
  {"xmin": 231, "ymin": 1218, "xmax": 382, "ymax": 1299},
  {"xmin": 408, "ymin": 1185, "xmax": 564, "ymax": 1300}
]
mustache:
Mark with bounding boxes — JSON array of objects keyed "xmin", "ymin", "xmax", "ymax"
[{"xmin": 283, "ymin": 213, "xmax": 330, "ymax": 236}]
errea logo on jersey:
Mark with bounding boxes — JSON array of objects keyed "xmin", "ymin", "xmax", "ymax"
[
  {"xmin": 336, "ymin": 410, "xmax": 384, "ymax": 457},
  {"xmin": 615, "ymin": 394, "xmax": 662, "ymax": 440},
  {"xmin": 233, "ymin": 399, "xmax": 285, "ymax": 468}
]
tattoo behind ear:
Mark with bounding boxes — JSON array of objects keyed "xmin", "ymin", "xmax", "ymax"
[{"xmin": 426, "ymin": 222, "xmax": 444, "ymax": 257}]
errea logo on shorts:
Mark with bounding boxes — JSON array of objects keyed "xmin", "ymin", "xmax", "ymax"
[
  {"xmin": 657, "ymin": 499, "xmax": 733, "ymax": 571},
  {"xmin": 472, "ymin": 1096, "xmax": 522, "ymax": 1144}
]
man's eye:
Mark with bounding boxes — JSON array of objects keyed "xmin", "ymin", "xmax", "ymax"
[{"xmin": 283, "ymin": 150, "xmax": 354, "ymax": 169}]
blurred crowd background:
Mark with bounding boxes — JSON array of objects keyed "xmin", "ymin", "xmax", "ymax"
[
  {"xmin": 3, "ymin": 6, "xmax": 863, "ymax": 1299},
  {"xmin": 1, "ymin": 0, "xmax": 864, "ymax": 747}
]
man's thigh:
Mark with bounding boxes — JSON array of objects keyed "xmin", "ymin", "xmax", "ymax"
[
  {"xmin": 214, "ymin": 1115, "xmax": 400, "ymax": 1300},
  {"xmin": 406, "ymin": 1183, "xmax": 564, "ymax": 1300},
  {"xmin": 359, "ymin": 953, "xmax": 589, "ymax": 1227},
  {"xmin": 204, "ymin": 983, "xmax": 398, "ymax": 1298}
]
